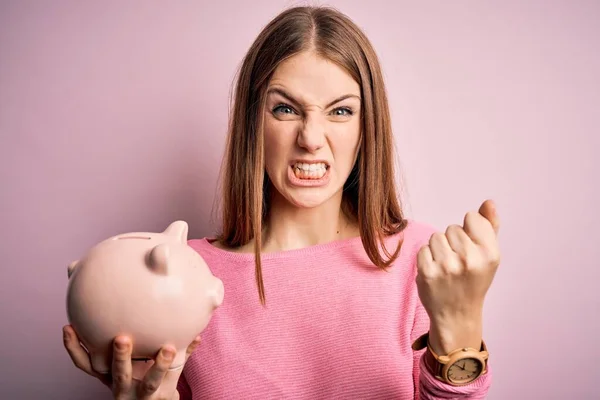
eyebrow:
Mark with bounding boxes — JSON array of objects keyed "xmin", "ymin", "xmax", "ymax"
[{"xmin": 266, "ymin": 87, "xmax": 361, "ymax": 109}]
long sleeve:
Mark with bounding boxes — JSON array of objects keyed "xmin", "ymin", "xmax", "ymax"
[
  {"xmin": 181, "ymin": 221, "xmax": 493, "ymax": 398},
  {"xmin": 177, "ymin": 370, "xmax": 193, "ymax": 400},
  {"xmin": 411, "ymin": 299, "xmax": 492, "ymax": 399}
]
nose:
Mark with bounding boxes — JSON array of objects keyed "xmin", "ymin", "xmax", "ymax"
[{"xmin": 297, "ymin": 114, "xmax": 325, "ymax": 153}]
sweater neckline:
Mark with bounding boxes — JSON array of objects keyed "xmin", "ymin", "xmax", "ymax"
[
  {"xmin": 193, "ymin": 234, "xmax": 366, "ymax": 262},
  {"xmin": 192, "ymin": 220, "xmax": 413, "ymax": 262}
]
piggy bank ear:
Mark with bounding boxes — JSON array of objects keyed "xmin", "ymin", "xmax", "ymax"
[
  {"xmin": 148, "ymin": 244, "xmax": 170, "ymax": 275},
  {"xmin": 210, "ymin": 278, "xmax": 225, "ymax": 308},
  {"xmin": 163, "ymin": 221, "xmax": 188, "ymax": 244},
  {"xmin": 67, "ymin": 260, "xmax": 80, "ymax": 278}
]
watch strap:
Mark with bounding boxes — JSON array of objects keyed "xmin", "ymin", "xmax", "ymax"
[
  {"xmin": 412, "ymin": 332, "xmax": 442, "ymax": 376},
  {"xmin": 423, "ymin": 342, "xmax": 443, "ymax": 377},
  {"xmin": 412, "ymin": 332, "xmax": 488, "ymax": 381}
]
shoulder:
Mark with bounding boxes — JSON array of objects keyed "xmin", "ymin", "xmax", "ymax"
[
  {"xmin": 186, "ymin": 237, "xmax": 233, "ymax": 262},
  {"xmin": 404, "ymin": 219, "xmax": 438, "ymax": 240},
  {"xmin": 185, "ymin": 237, "xmax": 257, "ymax": 269},
  {"xmin": 400, "ymin": 219, "xmax": 439, "ymax": 254}
]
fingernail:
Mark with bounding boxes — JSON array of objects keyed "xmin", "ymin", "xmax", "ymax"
[
  {"xmin": 63, "ymin": 327, "xmax": 70, "ymax": 341},
  {"xmin": 115, "ymin": 337, "xmax": 128, "ymax": 350},
  {"xmin": 161, "ymin": 347, "xmax": 175, "ymax": 359}
]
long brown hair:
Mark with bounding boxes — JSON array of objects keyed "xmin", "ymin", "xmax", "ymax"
[{"xmin": 216, "ymin": 6, "xmax": 407, "ymax": 305}]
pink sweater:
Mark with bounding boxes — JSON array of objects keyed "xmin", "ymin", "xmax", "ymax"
[{"xmin": 177, "ymin": 220, "xmax": 492, "ymax": 399}]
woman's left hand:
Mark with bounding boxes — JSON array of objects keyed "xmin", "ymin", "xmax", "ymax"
[{"xmin": 416, "ymin": 199, "xmax": 501, "ymax": 354}]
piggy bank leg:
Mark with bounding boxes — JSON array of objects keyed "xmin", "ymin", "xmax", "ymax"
[
  {"xmin": 168, "ymin": 349, "xmax": 187, "ymax": 372},
  {"xmin": 131, "ymin": 359, "xmax": 155, "ymax": 381},
  {"xmin": 128, "ymin": 351, "xmax": 185, "ymax": 380},
  {"xmin": 159, "ymin": 368, "xmax": 183, "ymax": 395},
  {"xmin": 90, "ymin": 351, "xmax": 111, "ymax": 375}
]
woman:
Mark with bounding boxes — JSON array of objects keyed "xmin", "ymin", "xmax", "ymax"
[{"xmin": 64, "ymin": 6, "xmax": 499, "ymax": 399}]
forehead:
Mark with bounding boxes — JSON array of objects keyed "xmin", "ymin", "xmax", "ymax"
[{"xmin": 268, "ymin": 51, "xmax": 360, "ymax": 102}]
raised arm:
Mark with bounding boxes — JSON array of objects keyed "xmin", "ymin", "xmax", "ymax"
[{"xmin": 410, "ymin": 200, "xmax": 500, "ymax": 399}]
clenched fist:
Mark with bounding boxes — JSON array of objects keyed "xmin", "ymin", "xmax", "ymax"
[{"xmin": 416, "ymin": 199, "xmax": 501, "ymax": 353}]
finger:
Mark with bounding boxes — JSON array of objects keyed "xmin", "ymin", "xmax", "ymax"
[
  {"xmin": 184, "ymin": 335, "xmax": 201, "ymax": 363},
  {"xmin": 444, "ymin": 224, "xmax": 473, "ymax": 258},
  {"xmin": 63, "ymin": 326, "xmax": 112, "ymax": 386},
  {"xmin": 137, "ymin": 345, "xmax": 176, "ymax": 399},
  {"xmin": 416, "ymin": 244, "xmax": 434, "ymax": 279},
  {"xmin": 111, "ymin": 336, "xmax": 133, "ymax": 395},
  {"xmin": 478, "ymin": 199, "xmax": 500, "ymax": 235},
  {"xmin": 463, "ymin": 209, "xmax": 496, "ymax": 248},
  {"xmin": 417, "ymin": 244, "xmax": 433, "ymax": 267},
  {"xmin": 63, "ymin": 326, "xmax": 97, "ymax": 376},
  {"xmin": 428, "ymin": 232, "xmax": 453, "ymax": 261}
]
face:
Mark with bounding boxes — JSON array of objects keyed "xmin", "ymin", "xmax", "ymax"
[{"xmin": 263, "ymin": 51, "xmax": 362, "ymax": 209}]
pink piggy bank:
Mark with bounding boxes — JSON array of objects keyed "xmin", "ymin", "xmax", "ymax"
[{"xmin": 65, "ymin": 220, "xmax": 224, "ymax": 378}]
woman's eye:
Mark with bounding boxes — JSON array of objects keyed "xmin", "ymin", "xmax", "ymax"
[
  {"xmin": 332, "ymin": 107, "xmax": 353, "ymax": 116},
  {"xmin": 273, "ymin": 105, "xmax": 296, "ymax": 115}
]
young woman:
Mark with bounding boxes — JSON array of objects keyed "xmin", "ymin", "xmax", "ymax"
[{"xmin": 64, "ymin": 6, "xmax": 500, "ymax": 399}]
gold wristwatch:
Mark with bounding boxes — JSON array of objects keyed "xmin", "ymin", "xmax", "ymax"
[{"xmin": 412, "ymin": 332, "xmax": 489, "ymax": 386}]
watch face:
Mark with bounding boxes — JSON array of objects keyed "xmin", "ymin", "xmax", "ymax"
[{"xmin": 447, "ymin": 358, "xmax": 483, "ymax": 384}]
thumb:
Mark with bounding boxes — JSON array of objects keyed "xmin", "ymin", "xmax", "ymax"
[
  {"xmin": 478, "ymin": 199, "xmax": 500, "ymax": 235},
  {"xmin": 184, "ymin": 335, "xmax": 201, "ymax": 362}
]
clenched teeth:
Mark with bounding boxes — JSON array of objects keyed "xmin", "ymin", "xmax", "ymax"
[{"xmin": 293, "ymin": 162, "xmax": 328, "ymax": 179}]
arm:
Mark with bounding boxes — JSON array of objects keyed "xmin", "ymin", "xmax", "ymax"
[
  {"xmin": 411, "ymin": 298, "xmax": 492, "ymax": 399},
  {"xmin": 177, "ymin": 371, "xmax": 193, "ymax": 400},
  {"xmin": 411, "ymin": 200, "xmax": 500, "ymax": 399}
]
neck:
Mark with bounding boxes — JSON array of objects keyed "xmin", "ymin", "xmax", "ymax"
[{"xmin": 261, "ymin": 191, "xmax": 359, "ymax": 253}]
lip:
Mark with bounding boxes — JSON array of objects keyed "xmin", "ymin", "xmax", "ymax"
[{"xmin": 288, "ymin": 163, "xmax": 331, "ymax": 187}]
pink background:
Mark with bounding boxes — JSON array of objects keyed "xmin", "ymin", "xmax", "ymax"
[{"xmin": 1, "ymin": 1, "xmax": 598, "ymax": 399}]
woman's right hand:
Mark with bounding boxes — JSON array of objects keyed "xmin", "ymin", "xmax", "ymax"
[{"xmin": 63, "ymin": 325, "xmax": 201, "ymax": 400}]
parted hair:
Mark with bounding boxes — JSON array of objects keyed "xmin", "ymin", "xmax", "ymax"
[{"xmin": 216, "ymin": 6, "xmax": 407, "ymax": 304}]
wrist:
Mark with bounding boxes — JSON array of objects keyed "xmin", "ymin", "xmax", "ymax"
[
  {"xmin": 413, "ymin": 331, "xmax": 490, "ymax": 386},
  {"xmin": 428, "ymin": 316, "xmax": 483, "ymax": 355}
]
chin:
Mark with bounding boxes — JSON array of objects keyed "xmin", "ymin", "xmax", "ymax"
[
  {"xmin": 284, "ymin": 188, "xmax": 340, "ymax": 209},
  {"xmin": 289, "ymin": 197, "xmax": 327, "ymax": 209}
]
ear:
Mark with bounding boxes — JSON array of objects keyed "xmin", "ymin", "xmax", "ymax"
[
  {"xmin": 67, "ymin": 260, "xmax": 79, "ymax": 278},
  {"xmin": 210, "ymin": 278, "xmax": 225, "ymax": 309},
  {"xmin": 148, "ymin": 244, "xmax": 170, "ymax": 275},
  {"xmin": 163, "ymin": 221, "xmax": 189, "ymax": 243}
]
